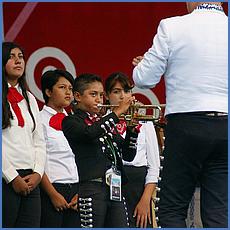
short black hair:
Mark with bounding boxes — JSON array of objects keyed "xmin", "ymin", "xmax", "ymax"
[
  {"xmin": 41, "ymin": 69, "xmax": 74, "ymax": 104},
  {"xmin": 73, "ymin": 73, "xmax": 102, "ymax": 95}
]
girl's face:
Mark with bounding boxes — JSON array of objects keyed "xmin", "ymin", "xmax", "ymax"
[
  {"xmin": 106, "ymin": 81, "xmax": 132, "ymax": 105},
  {"xmin": 46, "ymin": 76, "xmax": 73, "ymax": 112},
  {"xmin": 5, "ymin": 48, "xmax": 25, "ymax": 85},
  {"xmin": 74, "ymin": 81, "xmax": 104, "ymax": 115}
]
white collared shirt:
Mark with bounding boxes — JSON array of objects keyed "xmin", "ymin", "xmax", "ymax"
[
  {"xmin": 133, "ymin": 7, "xmax": 228, "ymax": 115},
  {"xmin": 40, "ymin": 105, "xmax": 79, "ymax": 183},
  {"xmin": 2, "ymin": 84, "xmax": 46, "ymax": 183},
  {"xmin": 122, "ymin": 121, "xmax": 160, "ymax": 184}
]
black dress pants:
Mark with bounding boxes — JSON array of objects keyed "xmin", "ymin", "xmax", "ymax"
[
  {"xmin": 40, "ymin": 182, "xmax": 80, "ymax": 227},
  {"xmin": 2, "ymin": 169, "xmax": 41, "ymax": 228},
  {"xmin": 123, "ymin": 166, "xmax": 153, "ymax": 228},
  {"xmin": 157, "ymin": 113, "xmax": 228, "ymax": 228}
]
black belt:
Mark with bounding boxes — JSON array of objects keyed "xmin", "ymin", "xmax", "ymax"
[
  {"xmin": 52, "ymin": 182, "xmax": 79, "ymax": 188},
  {"xmin": 89, "ymin": 177, "xmax": 103, "ymax": 183},
  {"xmin": 167, "ymin": 111, "xmax": 228, "ymax": 118},
  {"xmin": 16, "ymin": 169, "xmax": 33, "ymax": 177},
  {"xmin": 189, "ymin": 111, "xmax": 228, "ymax": 117}
]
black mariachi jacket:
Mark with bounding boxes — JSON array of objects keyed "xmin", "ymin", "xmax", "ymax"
[{"xmin": 62, "ymin": 109, "xmax": 138, "ymax": 184}]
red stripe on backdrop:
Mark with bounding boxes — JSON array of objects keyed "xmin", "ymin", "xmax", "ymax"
[{"xmin": 3, "ymin": 2, "xmax": 228, "ymax": 109}]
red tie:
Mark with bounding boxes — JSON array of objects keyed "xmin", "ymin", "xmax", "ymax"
[
  {"xmin": 49, "ymin": 113, "xmax": 66, "ymax": 131},
  {"xmin": 7, "ymin": 87, "xmax": 25, "ymax": 127},
  {"xmin": 115, "ymin": 120, "xmax": 142, "ymax": 135}
]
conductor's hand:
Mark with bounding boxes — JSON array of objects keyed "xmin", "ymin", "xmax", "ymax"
[
  {"xmin": 11, "ymin": 175, "xmax": 30, "ymax": 196},
  {"xmin": 23, "ymin": 172, "xmax": 41, "ymax": 192},
  {"xmin": 132, "ymin": 56, "xmax": 144, "ymax": 66}
]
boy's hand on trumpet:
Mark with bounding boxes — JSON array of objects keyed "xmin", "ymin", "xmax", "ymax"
[{"xmin": 113, "ymin": 95, "xmax": 135, "ymax": 117}]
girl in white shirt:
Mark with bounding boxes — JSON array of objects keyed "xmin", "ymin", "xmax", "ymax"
[
  {"xmin": 39, "ymin": 69, "xmax": 80, "ymax": 227},
  {"xmin": 2, "ymin": 42, "xmax": 46, "ymax": 227},
  {"xmin": 105, "ymin": 72, "xmax": 160, "ymax": 228}
]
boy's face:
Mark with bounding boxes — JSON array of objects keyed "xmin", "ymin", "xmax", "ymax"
[{"xmin": 74, "ymin": 81, "xmax": 104, "ymax": 115}]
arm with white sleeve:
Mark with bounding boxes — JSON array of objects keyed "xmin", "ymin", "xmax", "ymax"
[
  {"xmin": 145, "ymin": 122, "xmax": 160, "ymax": 185},
  {"xmin": 133, "ymin": 122, "xmax": 160, "ymax": 227},
  {"xmin": 30, "ymin": 93, "xmax": 46, "ymax": 178},
  {"xmin": 132, "ymin": 20, "xmax": 169, "ymax": 89}
]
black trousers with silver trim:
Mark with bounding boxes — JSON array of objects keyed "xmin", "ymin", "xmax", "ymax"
[
  {"xmin": 123, "ymin": 165, "xmax": 153, "ymax": 228},
  {"xmin": 157, "ymin": 113, "xmax": 228, "ymax": 228},
  {"xmin": 78, "ymin": 181, "xmax": 129, "ymax": 228}
]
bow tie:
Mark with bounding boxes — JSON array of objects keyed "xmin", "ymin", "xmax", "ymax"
[
  {"xmin": 7, "ymin": 87, "xmax": 25, "ymax": 127},
  {"xmin": 49, "ymin": 112, "xmax": 66, "ymax": 131},
  {"xmin": 88, "ymin": 114, "xmax": 100, "ymax": 122},
  {"xmin": 84, "ymin": 114, "xmax": 100, "ymax": 126}
]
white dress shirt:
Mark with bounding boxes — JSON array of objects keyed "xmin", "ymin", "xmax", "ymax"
[
  {"xmin": 122, "ymin": 121, "xmax": 160, "ymax": 184},
  {"xmin": 40, "ymin": 105, "xmax": 79, "ymax": 184},
  {"xmin": 2, "ymin": 84, "xmax": 46, "ymax": 183},
  {"xmin": 133, "ymin": 7, "xmax": 228, "ymax": 115}
]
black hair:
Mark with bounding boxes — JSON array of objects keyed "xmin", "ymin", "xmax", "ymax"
[
  {"xmin": 105, "ymin": 72, "xmax": 134, "ymax": 95},
  {"xmin": 41, "ymin": 69, "xmax": 74, "ymax": 104},
  {"xmin": 2, "ymin": 41, "xmax": 36, "ymax": 130},
  {"xmin": 73, "ymin": 73, "xmax": 102, "ymax": 95},
  {"xmin": 71, "ymin": 73, "xmax": 102, "ymax": 113}
]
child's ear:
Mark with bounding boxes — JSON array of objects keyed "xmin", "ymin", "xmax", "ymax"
[
  {"xmin": 74, "ymin": 91, "xmax": 81, "ymax": 103},
  {"xmin": 45, "ymin": 89, "xmax": 52, "ymax": 98}
]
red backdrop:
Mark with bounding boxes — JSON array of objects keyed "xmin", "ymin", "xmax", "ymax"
[{"xmin": 3, "ymin": 2, "xmax": 228, "ymax": 109}]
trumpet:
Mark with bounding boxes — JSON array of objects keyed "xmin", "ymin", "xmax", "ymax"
[{"xmin": 97, "ymin": 101, "xmax": 165, "ymax": 126}]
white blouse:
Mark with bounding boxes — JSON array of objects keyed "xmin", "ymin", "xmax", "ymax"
[
  {"xmin": 122, "ymin": 121, "xmax": 160, "ymax": 184},
  {"xmin": 2, "ymin": 84, "xmax": 46, "ymax": 183},
  {"xmin": 40, "ymin": 105, "xmax": 79, "ymax": 184}
]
